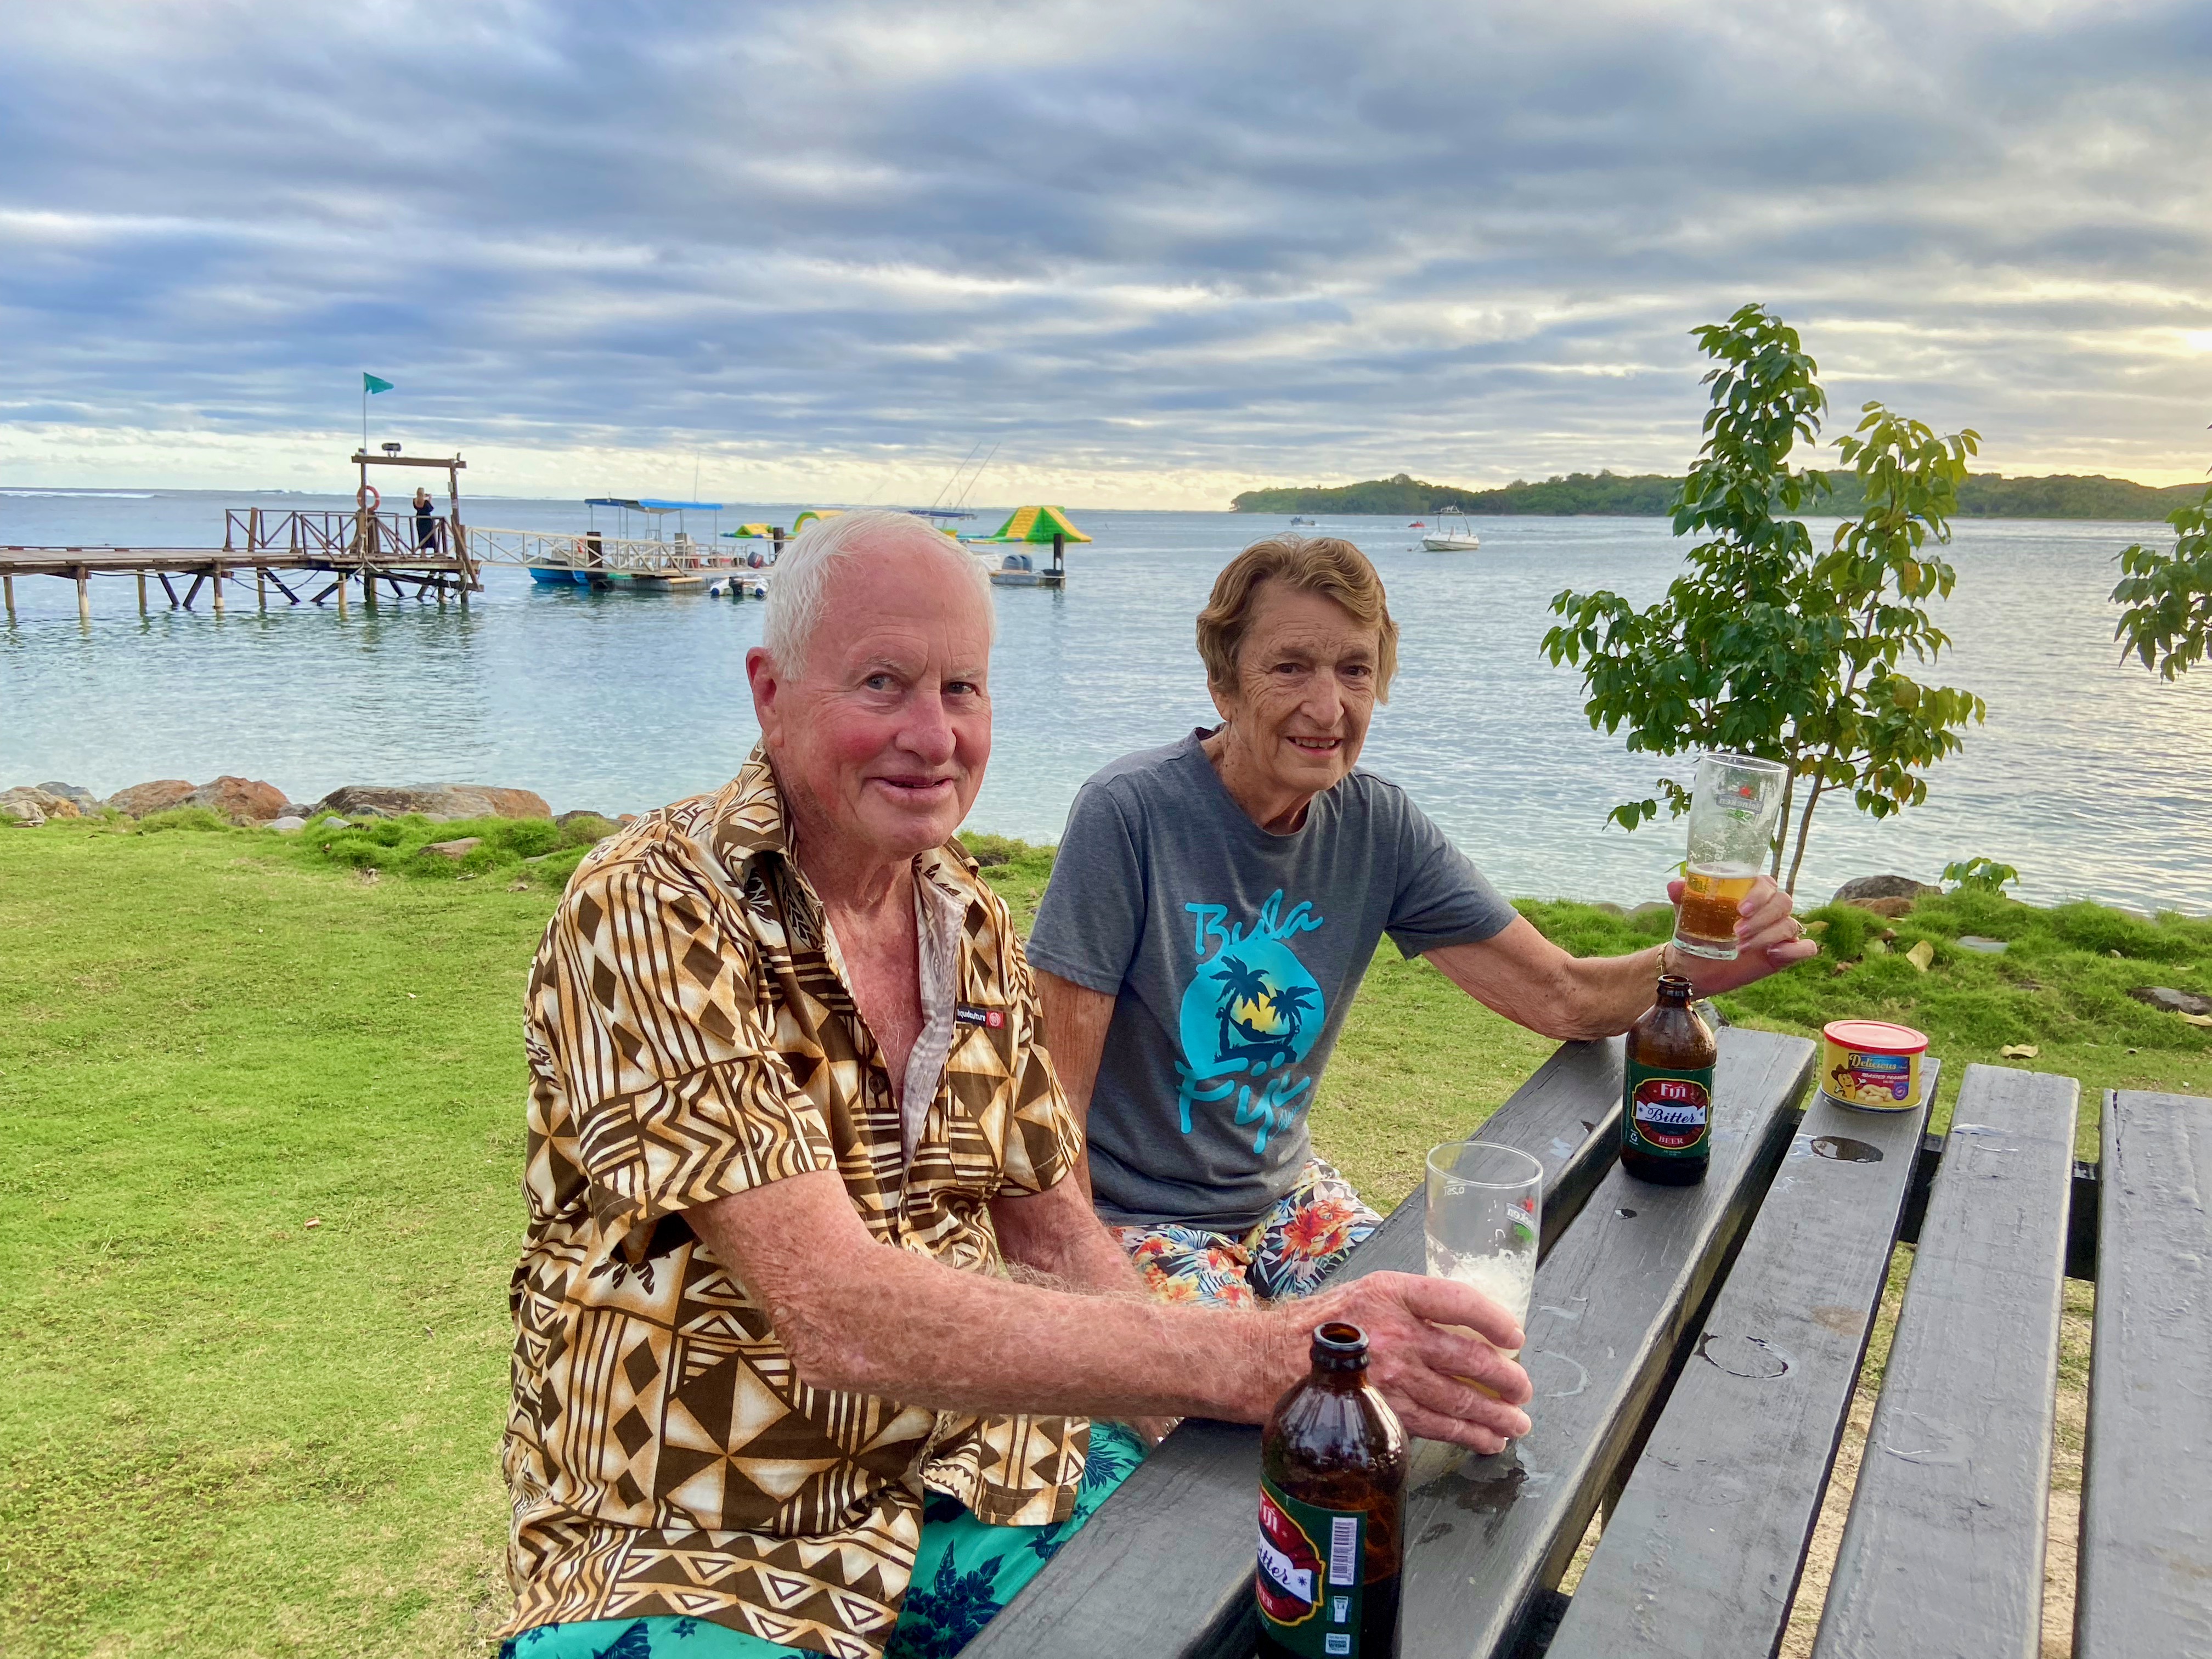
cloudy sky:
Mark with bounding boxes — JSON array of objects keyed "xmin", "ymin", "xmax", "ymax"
[{"xmin": 2, "ymin": 0, "xmax": 2208, "ymax": 506}]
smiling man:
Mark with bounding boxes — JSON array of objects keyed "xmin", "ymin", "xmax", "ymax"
[
  {"xmin": 498, "ymin": 514, "xmax": 1536, "ymax": 1659},
  {"xmin": 1028, "ymin": 535, "xmax": 1815, "ymax": 1306}
]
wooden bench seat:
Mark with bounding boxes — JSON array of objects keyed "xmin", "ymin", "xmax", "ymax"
[
  {"xmin": 1810, "ymin": 1064, "xmax": 2079, "ymax": 1658},
  {"xmin": 1546, "ymin": 1060, "xmax": 1940, "ymax": 1659},
  {"xmin": 2075, "ymin": 1088, "xmax": 2212, "ymax": 1659}
]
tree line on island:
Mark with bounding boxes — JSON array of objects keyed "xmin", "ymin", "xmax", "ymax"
[{"xmin": 1231, "ymin": 468, "xmax": 2206, "ymax": 521}]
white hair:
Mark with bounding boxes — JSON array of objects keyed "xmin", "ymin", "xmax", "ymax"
[{"xmin": 762, "ymin": 509, "xmax": 996, "ymax": 672}]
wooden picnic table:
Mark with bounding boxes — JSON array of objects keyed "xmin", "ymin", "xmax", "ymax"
[{"xmin": 967, "ymin": 1028, "xmax": 2211, "ymax": 1659}]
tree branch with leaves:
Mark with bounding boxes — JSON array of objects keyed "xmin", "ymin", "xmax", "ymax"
[
  {"xmin": 2111, "ymin": 466, "xmax": 2212, "ymax": 681},
  {"xmin": 1540, "ymin": 304, "xmax": 1986, "ymax": 895}
]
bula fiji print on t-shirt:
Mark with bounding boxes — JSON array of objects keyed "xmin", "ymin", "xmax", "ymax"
[{"xmin": 1177, "ymin": 889, "xmax": 1329, "ymax": 1152}]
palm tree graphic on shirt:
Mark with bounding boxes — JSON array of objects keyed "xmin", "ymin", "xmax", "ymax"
[{"xmin": 1207, "ymin": 953, "xmax": 1311, "ymax": 1073}]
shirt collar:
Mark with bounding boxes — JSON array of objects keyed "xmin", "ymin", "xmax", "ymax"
[{"xmin": 704, "ymin": 741, "xmax": 989, "ymax": 924}]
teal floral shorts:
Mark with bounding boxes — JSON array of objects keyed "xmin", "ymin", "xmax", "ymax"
[{"xmin": 500, "ymin": 1421, "xmax": 1147, "ymax": 1659}]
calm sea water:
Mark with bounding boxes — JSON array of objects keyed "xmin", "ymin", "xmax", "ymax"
[{"xmin": 4, "ymin": 489, "xmax": 2207, "ymax": 913}]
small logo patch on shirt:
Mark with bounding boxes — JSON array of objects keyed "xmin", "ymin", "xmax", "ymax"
[{"xmin": 955, "ymin": 1003, "xmax": 1006, "ymax": 1030}]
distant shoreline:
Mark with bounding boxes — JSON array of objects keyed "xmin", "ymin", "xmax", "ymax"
[{"xmin": 1232, "ymin": 470, "xmax": 2209, "ymax": 521}]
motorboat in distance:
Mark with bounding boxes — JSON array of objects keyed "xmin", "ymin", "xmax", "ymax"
[{"xmin": 1420, "ymin": 508, "xmax": 1481, "ymax": 551}]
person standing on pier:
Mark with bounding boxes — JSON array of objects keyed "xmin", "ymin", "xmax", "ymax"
[{"xmin": 413, "ymin": 486, "xmax": 439, "ymax": 554}]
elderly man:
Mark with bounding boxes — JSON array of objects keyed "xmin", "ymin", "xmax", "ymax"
[
  {"xmin": 498, "ymin": 512, "xmax": 1533, "ymax": 1659},
  {"xmin": 1028, "ymin": 534, "xmax": 1816, "ymax": 1306}
]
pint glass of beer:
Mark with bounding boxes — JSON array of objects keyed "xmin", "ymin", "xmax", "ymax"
[{"xmin": 1673, "ymin": 753, "xmax": 1788, "ymax": 961}]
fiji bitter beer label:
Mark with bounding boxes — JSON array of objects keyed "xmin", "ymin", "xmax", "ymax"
[
  {"xmin": 1257, "ymin": 1478, "xmax": 1368, "ymax": 1656},
  {"xmin": 1624, "ymin": 1061, "xmax": 1713, "ymax": 1160}
]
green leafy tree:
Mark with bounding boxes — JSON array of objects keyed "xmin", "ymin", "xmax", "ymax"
[
  {"xmin": 1541, "ymin": 304, "xmax": 1987, "ymax": 894},
  {"xmin": 2110, "ymin": 472, "xmax": 2212, "ymax": 681}
]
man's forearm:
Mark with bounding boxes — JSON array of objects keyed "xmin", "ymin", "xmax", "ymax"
[
  {"xmin": 706, "ymin": 1198, "xmax": 1285, "ymax": 1422},
  {"xmin": 992, "ymin": 1178, "xmax": 1151, "ymax": 1299}
]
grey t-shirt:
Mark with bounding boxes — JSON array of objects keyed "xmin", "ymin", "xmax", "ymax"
[{"xmin": 1026, "ymin": 730, "xmax": 1516, "ymax": 1231}]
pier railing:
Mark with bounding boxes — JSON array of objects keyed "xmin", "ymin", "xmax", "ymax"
[
  {"xmin": 465, "ymin": 526, "xmax": 742, "ymax": 573},
  {"xmin": 222, "ymin": 508, "xmax": 473, "ymax": 571}
]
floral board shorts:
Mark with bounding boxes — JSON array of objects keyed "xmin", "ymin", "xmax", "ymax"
[
  {"xmin": 499, "ymin": 1423, "xmax": 1147, "ymax": 1659},
  {"xmin": 1113, "ymin": 1158, "xmax": 1383, "ymax": 1306}
]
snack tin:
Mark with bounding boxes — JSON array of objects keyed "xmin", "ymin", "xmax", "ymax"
[{"xmin": 1819, "ymin": 1019, "xmax": 1929, "ymax": 1111}]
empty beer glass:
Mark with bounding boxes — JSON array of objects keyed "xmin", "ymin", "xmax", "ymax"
[
  {"xmin": 1673, "ymin": 753, "xmax": 1788, "ymax": 961},
  {"xmin": 1408, "ymin": 1141, "xmax": 1542, "ymax": 1484},
  {"xmin": 1424, "ymin": 1141, "xmax": 1541, "ymax": 1397}
]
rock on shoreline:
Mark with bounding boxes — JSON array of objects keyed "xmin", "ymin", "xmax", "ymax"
[
  {"xmin": 310, "ymin": 783, "xmax": 552, "ymax": 821},
  {"xmin": 5, "ymin": 777, "xmax": 556, "ymax": 827}
]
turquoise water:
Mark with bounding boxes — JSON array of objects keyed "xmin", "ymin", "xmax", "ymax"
[{"xmin": 4, "ymin": 489, "xmax": 2207, "ymax": 913}]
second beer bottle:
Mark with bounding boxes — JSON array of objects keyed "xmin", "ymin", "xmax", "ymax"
[
  {"xmin": 1620, "ymin": 972, "xmax": 1718, "ymax": 1184},
  {"xmin": 1256, "ymin": 1322, "xmax": 1406, "ymax": 1658}
]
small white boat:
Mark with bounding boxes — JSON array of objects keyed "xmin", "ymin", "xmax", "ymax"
[
  {"xmin": 1420, "ymin": 509, "xmax": 1481, "ymax": 552},
  {"xmin": 1289, "ymin": 515, "xmax": 1318, "ymax": 526}
]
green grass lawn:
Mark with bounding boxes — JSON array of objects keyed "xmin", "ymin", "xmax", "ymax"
[{"xmin": 4, "ymin": 817, "xmax": 2206, "ymax": 1657}]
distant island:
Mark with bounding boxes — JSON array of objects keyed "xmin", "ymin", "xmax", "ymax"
[{"xmin": 1231, "ymin": 469, "xmax": 2207, "ymax": 520}]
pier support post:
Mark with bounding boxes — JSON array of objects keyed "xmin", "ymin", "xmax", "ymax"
[
  {"xmin": 137, "ymin": 572, "xmax": 148, "ymax": 616},
  {"xmin": 336, "ymin": 574, "xmax": 348, "ymax": 618},
  {"xmin": 363, "ymin": 567, "xmax": 378, "ymax": 611},
  {"xmin": 3, "ymin": 574, "xmax": 14, "ymax": 624},
  {"xmin": 211, "ymin": 566, "xmax": 225, "ymax": 616},
  {"xmin": 76, "ymin": 568, "xmax": 91, "ymax": 623},
  {"xmin": 256, "ymin": 569, "xmax": 267, "ymax": 611}
]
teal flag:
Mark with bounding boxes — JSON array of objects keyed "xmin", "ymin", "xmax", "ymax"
[{"xmin": 363, "ymin": 373, "xmax": 394, "ymax": 394}]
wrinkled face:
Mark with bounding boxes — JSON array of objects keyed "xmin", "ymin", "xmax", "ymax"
[
  {"xmin": 1212, "ymin": 582, "xmax": 1379, "ymax": 799},
  {"xmin": 748, "ymin": 541, "xmax": 992, "ymax": 865}
]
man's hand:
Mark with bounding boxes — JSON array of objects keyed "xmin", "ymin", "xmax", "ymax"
[
  {"xmin": 1664, "ymin": 873, "xmax": 1818, "ymax": 997},
  {"xmin": 1294, "ymin": 1271, "xmax": 1532, "ymax": 1452}
]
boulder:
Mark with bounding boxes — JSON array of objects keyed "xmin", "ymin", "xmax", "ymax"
[
  {"xmin": 0, "ymin": 791, "xmax": 46, "ymax": 828},
  {"xmin": 186, "ymin": 775, "xmax": 289, "ymax": 824},
  {"xmin": 2130, "ymin": 986, "xmax": 2212, "ymax": 1018},
  {"xmin": 311, "ymin": 783, "xmax": 552, "ymax": 821},
  {"xmin": 1842, "ymin": 895, "xmax": 1918, "ymax": 920},
  {"xmin": 33, "ymin": 782, "xmax": 100, "ymax": 810},
  {"xmin": 1831, "ymin": 874, "xmax": 1940, "ymax": 906},
  {"xmin": 106, "ymin": 779, "xmax": 198, "ymax": 818},
  {"xmin": 1629, "ymin": 900, "xmax": 1675, "ymax": 923},
  {"xmin": 424, "ymin": 837, "xmax": 483, "ymax": 860},
  {"xmin": 555, "ymin": 809, "xmax": 614, "ymax": 831},
  {"xmin": 268, "ymin": 816, "xmax": 308, "ymax": 833},
  {"xmin": 3, "ymin": 786, "xmax": 82, "ymax": 819}
]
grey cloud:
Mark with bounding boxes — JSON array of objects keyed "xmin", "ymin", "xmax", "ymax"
[{"xmin": 2, "ymin": 0, "xmax": 2208, "ymax": 492}]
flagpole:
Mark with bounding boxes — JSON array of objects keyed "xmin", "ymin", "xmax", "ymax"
[{"xmin": 362, "ymin": 376, "xmax": 368, "ymax": 456}]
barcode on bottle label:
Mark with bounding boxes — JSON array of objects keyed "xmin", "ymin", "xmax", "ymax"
[{"xmin": 1329, "ymin": 1515, "xmax": 1358, "ymax": 1584}]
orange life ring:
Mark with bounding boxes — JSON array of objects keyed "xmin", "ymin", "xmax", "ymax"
[{"xmin": 358, "ymin": 483, "xmax": 381, "ymax": 511}]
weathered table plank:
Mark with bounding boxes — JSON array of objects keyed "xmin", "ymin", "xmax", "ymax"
[
  {"xmin": 963, "ymin": 1035, "xmax": 1632, "ymax": 1659},
  {"xmin": 1810, "ymin": 1064, "xmax": 2078, "ymax": 1659},
  {"xmin": 1545, "ymin": 1061, "xmax": 1940, "ymax": 1658},
  {"xmin": 972, "ymin": 1028, "xmax": 1817, "ymax": 1659},
  {"xmin": 2074, "ymin": 1088, "xmax": 2212, "ymax": 1659}
]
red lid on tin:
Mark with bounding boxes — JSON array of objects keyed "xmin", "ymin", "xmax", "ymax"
[{"xmin": 1822, "ymin": 1019, "xmax": 1929, "ymax": 1054}]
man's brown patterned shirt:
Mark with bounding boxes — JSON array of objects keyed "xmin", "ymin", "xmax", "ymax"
[{"xmin": 500, "ymin": 751, "xmax": 1090, "ymax": 1657}]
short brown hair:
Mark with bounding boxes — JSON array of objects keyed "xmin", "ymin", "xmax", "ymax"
[{"xmin": 1195, "ymin": 535, "xmax": 1399, "ymax": 701}]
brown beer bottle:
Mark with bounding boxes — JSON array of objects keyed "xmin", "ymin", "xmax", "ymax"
[
  {"xmin": 1256, "ymin": 1322, "xmax": 1406, "ymax": 1659},
  {"xmin": 1620, "ymin": 973, "xmax": 1718, "ymax": 1185}
]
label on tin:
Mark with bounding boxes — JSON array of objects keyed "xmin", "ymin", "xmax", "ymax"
[
  {"xmin": 1826, "ymin": 1048, "xmax": 1915, "ymax": 1106},
  {"xmin": 1623, "ymin": 1061, "xmax": 1713, "ymax": 1158},
  {"xmin": 1257, "ymin": 1478, "xmax": 1367, "ymax": 1656}
]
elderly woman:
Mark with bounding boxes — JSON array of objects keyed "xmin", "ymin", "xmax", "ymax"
[
  {"xmin": 1028, "ymin": 535, "xmax": 1814, "ymax": 1307},
  {"xmin": 498, "ymin": 514, "xmax": 1533, "ymax": 1659}
]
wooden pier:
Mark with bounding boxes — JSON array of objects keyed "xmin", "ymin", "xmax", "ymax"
[{"xmin": 1, "ymin": 451, "xmax": 480, "ymax": 622}]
